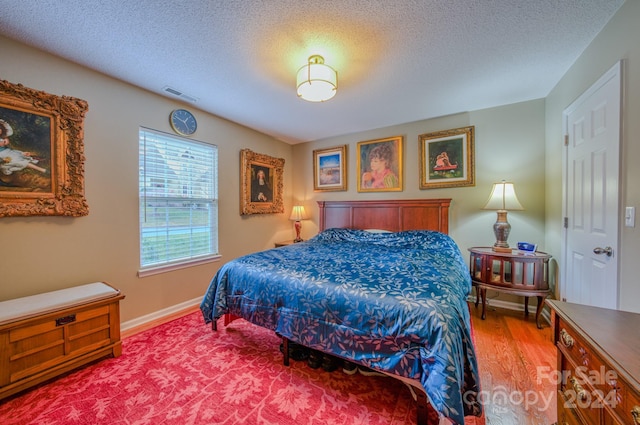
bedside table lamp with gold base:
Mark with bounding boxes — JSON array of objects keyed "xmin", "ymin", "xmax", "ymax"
[
  {"xmin": 483, "ymin": 180, "xmax": 524, "ymax": 252},
  {"xmin": 289, "ymin": 205, "xmax": 308, "ymax": 243}
]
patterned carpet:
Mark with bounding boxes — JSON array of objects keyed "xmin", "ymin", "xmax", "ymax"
[{"xmin": 0, "ymin": 312, "xmax": 427, "ymax": 425}]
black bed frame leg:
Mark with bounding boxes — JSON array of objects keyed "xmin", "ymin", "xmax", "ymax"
[
  {"xmin": 415, "ymin": 391, "xmax": 433, "ymax": 425},
  {"xmin": 282, "ymin": 337, "xmax": 290, "ymax": 366},
  {"xmin": 212, "ymin": 320, "xmax": 217, "ymax": 331}
]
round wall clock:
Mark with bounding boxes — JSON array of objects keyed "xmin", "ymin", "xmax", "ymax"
[{"xmin": 169, "ymin": 109, "xmax": 197, "ymax": 136}]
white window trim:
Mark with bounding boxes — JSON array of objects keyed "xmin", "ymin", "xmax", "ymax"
[{"xmin": 137, "ymin": 254, "xmax": 222, "ymax": 278}]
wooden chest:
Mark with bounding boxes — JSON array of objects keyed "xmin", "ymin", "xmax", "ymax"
[
  {"xmin": 546, "ymin": 300, "xmax": 640, "ymax": 425},
  {"xmin": 0, "ymin": 282, "xmax": 125, "ymax": 400}
]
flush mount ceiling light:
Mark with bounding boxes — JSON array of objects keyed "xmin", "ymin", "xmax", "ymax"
[{"xmin": 296, "ymin": 55, "xmax": 338, "ymax": 102}]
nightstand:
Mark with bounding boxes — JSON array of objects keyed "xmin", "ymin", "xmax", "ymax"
[
  {"xmin": 274, "ymin": 240, "xmax": 295, "ymax": 248},
  {"xmin": 469, "ymin": 247, "xmax": 551, "ymax": 328}
]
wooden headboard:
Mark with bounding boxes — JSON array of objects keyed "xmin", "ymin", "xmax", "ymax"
[{"xmin": 317, "ymin": 199, "xmax": 451, "ymax": 234}]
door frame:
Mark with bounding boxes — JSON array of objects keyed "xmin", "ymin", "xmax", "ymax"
[{"xmin": 560, "ymin": 60, "xmax": 623, "ymax": 304}]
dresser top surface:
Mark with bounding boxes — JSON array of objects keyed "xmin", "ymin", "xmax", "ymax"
[
  {"xmin": 468, "ymin": 247, "xmax": 551, "ymax": 259},
  {"xmin": 547, "ymin": 299, "xmax": 640, "ymax": 391}
]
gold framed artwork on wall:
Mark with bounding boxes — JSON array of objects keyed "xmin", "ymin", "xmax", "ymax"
[
  {"xmin": 356, "ymin": 136, "xmax": 403, "ymax": 192},
  {"xmin": 419, "ymin": 126, "xmax": 475, "ymax": 189},
  {"xmin": 239, "ymin": 149, "xmax": 284, "ymax": 215},
  {"xmin": 313, "ymin": 145, "xmax": 347, "ymax": 192},
  {"xmin": 0, "ymin": 79, "xmax": 89, "ymax": 217}
]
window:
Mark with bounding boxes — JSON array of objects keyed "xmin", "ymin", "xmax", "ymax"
[{"xmin": 138, "ymin": 128, "xmax": 218, "ymax": 275}]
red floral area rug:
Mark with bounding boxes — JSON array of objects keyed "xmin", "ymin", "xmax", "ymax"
[{"xmin": 0, "ymin": 312, "xmax": 423, "ymax": 425}]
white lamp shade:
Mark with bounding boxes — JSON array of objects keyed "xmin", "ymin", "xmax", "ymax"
[
  {"xmin": 289, "ymin": 205, "xmax": 308, "ymax": 221},
  {"xmin": 483, "ymin": 181, "xmax": 524, "ymax": 211},
  {"xmin": 296, "ymin": 55, "xmax": 337, "ymax": 102}
]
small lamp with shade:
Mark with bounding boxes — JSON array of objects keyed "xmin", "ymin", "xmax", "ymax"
[
  {"xmin": 482, "ymin": 180, "xmax": 524, "ymax": 252},
  {"xmin": 289, "ymin": 205, "xmax": 308, "ymax": 243}
]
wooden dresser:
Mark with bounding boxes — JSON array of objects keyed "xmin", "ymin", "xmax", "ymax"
[{"xmin": 546, "ymin": 300, "xmax": 640, "ymax": 425}]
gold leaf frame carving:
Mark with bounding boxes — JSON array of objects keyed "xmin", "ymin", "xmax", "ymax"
[
  {"xmin": 240, "ymin": 149, "xmax": 284, "ymax": 215},
  {"xmin": 0, "ymin": 79, "xmax": 89, "ymax": 217}
]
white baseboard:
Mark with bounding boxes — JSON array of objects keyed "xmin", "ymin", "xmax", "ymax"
[
  {"xmin": 121, "ymin": 296, "xmax": 201, "ymax": 332},
  {"xmin": 468, "ymin": 295, "xmax": 552, "ymax": 326},
  {"xmin": 122, "ymin": 294, "xmax": 551, "ymax": 335}
]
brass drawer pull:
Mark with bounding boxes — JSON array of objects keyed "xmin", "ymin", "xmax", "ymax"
[
  {"xmin": 570, "ymin": 377, "xmax": 587, "ymax": 401},
  {"xmin": 560, "ymin": 328, "xmax": 574, "ymax": 348},
  {"xmin": 631, "ymin": 405, "xmax": 640, "ymax": 424}
]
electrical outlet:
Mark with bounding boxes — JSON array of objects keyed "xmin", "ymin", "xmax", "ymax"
[{"xmin": 625, "ymin": 206, "xmax": 635, "ymax": 227}]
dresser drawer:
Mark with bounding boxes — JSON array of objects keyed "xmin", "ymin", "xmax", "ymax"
[
  {"xmin": 558, "ymin": 389, "xmax": 587, "ymax": 425},
  {"xmin": 609, "ymin": 382, "xmax": 640, "ymax": 425},
  {"xmin": 558, "ymin": 353, "xmax": 601, "ymax": 425},
  {"xmin": 557, "ymin": 318, "xmax": 594, "ymax": 368}
]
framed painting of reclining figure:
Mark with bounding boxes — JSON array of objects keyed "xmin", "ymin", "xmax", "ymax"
[{"xmin": 0, "ymin": 79, "xmax": 88, "ymax": 217}]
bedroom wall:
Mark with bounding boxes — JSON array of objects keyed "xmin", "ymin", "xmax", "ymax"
[
  {"xmin": 0, "ymin": 35, "xmax": 295, "ymax": 322},
  {"xmin": 4, "ymin": 0, "xmax": 636, "ymax": 324},
  {"xmin": 291, "ymin": 99, "xmax": 547, "ymax": 306},
  {"xmin": 544, "ymin": 0, "xmax": 640, "ymax": 314}
]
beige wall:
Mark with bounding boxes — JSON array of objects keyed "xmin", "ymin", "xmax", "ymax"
[
  {"xmin": 545, "ymin": 0, "xmax": 640, "ymax": 313},
  {"xmin": 293, "ymin": 100, "xmax": 547, "ymax": 304},
  {"xmin": 2, "ymin": 0, "xmax": 638, "ymax": 324},
  {"xmin": 0, "ymin": 36, "xmax": 295, "ymax": 322}
]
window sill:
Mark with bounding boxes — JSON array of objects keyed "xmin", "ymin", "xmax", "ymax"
[{"xmin": 138, "ymin": 254, "xmax": 221, "ymax": 278}]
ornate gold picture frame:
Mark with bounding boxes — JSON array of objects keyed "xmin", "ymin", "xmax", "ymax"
[
  {"xmin": 0, "ymin": 79, "xmax": 89, "ymax": 217},
  {"xmin": 356, "ymin": 136, "xmax": 403, "ymax": 192},
  {"xmin": 313, "ymin": 145, "xmax": 347, "ymax": 192},
  {"xmin": 419, "ymin": 126, "xmax": 475, "ymax": 189},
  {"xmin": 240, "ymin": 149, "xmax": 284, "ymax": 215}
]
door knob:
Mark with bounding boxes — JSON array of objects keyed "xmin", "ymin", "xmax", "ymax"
[{"xmin": 593, "ymin": 246, "xmax": 613, "ymax": 257}]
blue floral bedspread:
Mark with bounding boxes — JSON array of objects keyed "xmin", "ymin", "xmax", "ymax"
[{"xmin": 200, "ymin": 228, "xmax": 482, "ymax": 424}]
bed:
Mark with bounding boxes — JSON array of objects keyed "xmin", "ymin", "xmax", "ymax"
[{"xmin": 200, "ymin": 199, "xmax": 482, "ymax": 425}]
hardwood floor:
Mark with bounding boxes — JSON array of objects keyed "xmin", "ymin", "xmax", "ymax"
[{"xmin": 469, "ymin": 301, "xmax": 557, "ymax": 425}]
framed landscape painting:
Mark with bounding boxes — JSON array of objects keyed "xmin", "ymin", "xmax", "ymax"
[
  {"xmin": 313, "ymin": 145, "xmax": 347, "ymax": 191},
  {"xmin": 419, "ymin": 126, "xmax": 475, "ymax": 189}
]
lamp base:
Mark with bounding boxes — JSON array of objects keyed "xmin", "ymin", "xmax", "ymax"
[
  {"xmin": 492, "ymin": 210, "xmax": 512, "ymax": 250},
  {"xmin": 492, "ymin": 246, "xmax": 513, "ymax": 253},
  {"xmin": 294, "ymin": 220, "xmax": 302, "ymax": 243}
]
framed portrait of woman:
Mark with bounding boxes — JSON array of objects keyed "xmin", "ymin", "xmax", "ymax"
[
  {"xmin": 239, "ymin": 149, "xmax": 284, "ymax": 215},
  {"xmin": 0, "ymin": 79, "xmax": 88, "ymax": 217},
  {"xmin": 356, "ymin": 136, "xmax": 403, "ymax": 192}
]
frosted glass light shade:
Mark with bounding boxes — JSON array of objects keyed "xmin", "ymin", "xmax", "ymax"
[{"xmin": 296, "ymin": 55, "xmax": 337, "ymax": 102}]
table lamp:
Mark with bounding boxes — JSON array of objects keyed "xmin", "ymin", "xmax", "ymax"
[
  {"xmin": 289, "ymin": 205, "xmax": 308, "ymax": 243},
  {"xmin": 483, "ymin": 180, "xmax": 524, "ymax": 252}
]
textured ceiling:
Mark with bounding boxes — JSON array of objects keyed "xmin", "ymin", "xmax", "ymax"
[{"xmin": 0, "ymin": 0, "xmax": 625, "ymax": 144}]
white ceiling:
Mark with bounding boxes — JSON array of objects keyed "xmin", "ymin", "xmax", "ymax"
[{"xmin": 0, "ymin": 0, "xmax": 624, "ymax": 144}]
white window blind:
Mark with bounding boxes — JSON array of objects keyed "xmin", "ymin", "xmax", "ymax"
[{"xmin": 139, "ymin": 128, "xmax": 218, "ymax": 271}]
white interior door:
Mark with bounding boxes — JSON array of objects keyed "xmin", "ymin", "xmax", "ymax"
[{"xmin": 562, "ymin": 61, "xmax": 621, "ymax": 309}]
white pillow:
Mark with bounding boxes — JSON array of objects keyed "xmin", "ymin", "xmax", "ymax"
[{"xmin": 363, "ymin": 229, "xmax": 392, "ymax": 233}]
